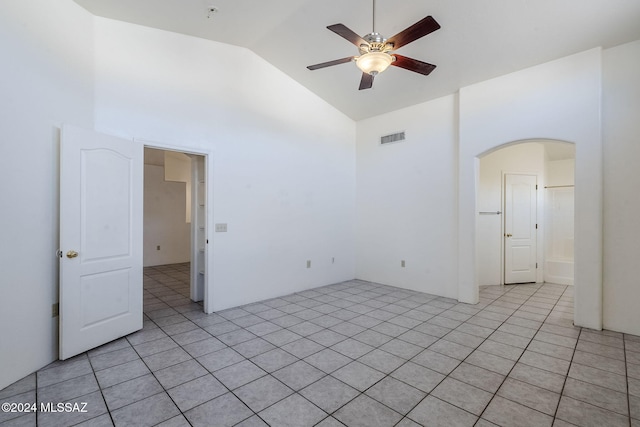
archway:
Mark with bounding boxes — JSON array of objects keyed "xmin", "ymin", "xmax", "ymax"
[
  {"xmin": 476, "ymin": 140, "xmax": 575, "ymax": 289},
  {"xmin": 458, "ymin": 138, "xmax": 602, "ymax": 330}
]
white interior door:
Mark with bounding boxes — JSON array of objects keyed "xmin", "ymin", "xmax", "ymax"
[
  {"xmin": 60, "ymin": 125, "xmax": 143, "ymax": 359},
  {"xmin": 504, "ymin": 174, "xmax": 537, "ymax": 284}
]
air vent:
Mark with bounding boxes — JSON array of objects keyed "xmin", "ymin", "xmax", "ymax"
[{"xmin": 380, "ymin": 131, "xmax": 406, "ymax": 145}]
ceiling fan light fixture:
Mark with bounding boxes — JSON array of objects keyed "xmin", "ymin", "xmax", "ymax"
[
  {"xmin": 356, "ymin": 51, "xmax": 393, "ymax": 75},
  {"xmin": 306, "ymin": 11, "xmax": 440, "ymax": 89}
]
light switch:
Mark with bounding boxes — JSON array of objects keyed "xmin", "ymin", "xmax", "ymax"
[{"xmin": 215, "ymin": 223, "xmax": 227, "ymax": 232}]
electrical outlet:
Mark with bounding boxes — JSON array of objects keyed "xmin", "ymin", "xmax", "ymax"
[
  {"xmin": 215, "ymin": 223, "xmax": 228, "ymax": 232},
  {"xmin": 156, "ymin": 245, "xmax": 160, "ymax": 250},
  {"xmin": 401, "ymin": 260, "xmax": 405, "ymax": 268},
  {"xmin": 306, "ymin": 260, "xmax": 311, "ymax": 268},
  {"xmin": 52, "ymin": 303, "xmax": 59, "ymax": 317}
]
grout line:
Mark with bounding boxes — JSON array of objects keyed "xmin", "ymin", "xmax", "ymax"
[
  {"xmin": 23, "ymin": 265, "xmax": 638, "ymax": 427},
  {"xmin": 142, "ymin": 267, "xmax": 295, "ymax": 426},
  {"xmin": 139, "ymin": 294, "xmax": 254, "ymax": 426},
  {"xmin": 473, "ymin": 283, "xmax": 573, "ymax": 424},
  {"xmin": 85, "ymin": 356, "xmax": 116, "ymax": 427},
  {"xmin": 166, "ymin": 276, "xmax": 563, "ymax": 426},
  {"xmin": 624, "ymin": 335, "xmax": 632, "ymax": 427},
  {"xmin": 154, "ymin": 275, "xmax": 571, "ymax": 426},
  {"xmin": 34, "ymin": 369, "xmax": 38, "ymax": 427},
  {"xmin": 551, "ymin": 297, "xmax": 580, "ymax": 423},
  {"xmin": 224, "ymin": 281, "xmax": 453, "ymax": 422}
]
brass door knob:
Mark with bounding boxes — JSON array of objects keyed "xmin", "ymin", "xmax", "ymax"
[
  {"xmin": 66, "ymin": 250, "xmax": 79, "ymax": 258},
  {"xmin": 505, "ymin": 233, "xmax": 513, "ymax": 237}
]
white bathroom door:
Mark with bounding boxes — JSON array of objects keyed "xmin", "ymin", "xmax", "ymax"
[
  {"xmin": 504, "ymin": 174, "xmax": 537, "ymax": 284},
  {"xmin": 59, "ymin": 125, "xmax": 143, "ymax": 359}
]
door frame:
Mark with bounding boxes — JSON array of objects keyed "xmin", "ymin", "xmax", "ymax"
[
  {"xmin": 500, "ymin": 170, "xmax": 544, "ymax": 285},
  {"xmin": 137, "ymin": 138, "xmax": 214, "ymax": 314}
]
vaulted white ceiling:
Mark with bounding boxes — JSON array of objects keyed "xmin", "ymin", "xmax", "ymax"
[{"xmin": 74, "ymin": 0, "xmax": 640, "ymax": 120}]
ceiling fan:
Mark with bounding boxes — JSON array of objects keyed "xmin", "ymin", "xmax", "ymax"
[{"xmin": 307, "ymin": 1, "xmax": 440, "ymax": 90}]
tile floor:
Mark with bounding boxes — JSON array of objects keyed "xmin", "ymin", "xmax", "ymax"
[{"xmin": 1, "ymin": 262, "xmax": 639, "ymax": 426}]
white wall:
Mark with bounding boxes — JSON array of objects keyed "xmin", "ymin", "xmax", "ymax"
[
  {"xmin": 0, "ymin": 1, "xmax": 95, "ymax": 389},
  {"xmin": 602, "ymin": 39, "xmax": 640, "ymax": 335},
  {"xmin": 546, "ymin": 159, "xmax": 575, "ymax": 187},
  {"xmin": 93, "ymin": 18, "xmax": 357, "ymax": 311},
  {"xmin": 458, "ymin": 49, "xmax": 603, "ymax": 330},
  {"xmin": 164, "ymin": 151, "xmax": 192, "ymax": 223},
  {"xmin": 355, "ymin": 48, "xmax": 603, "ymax": 325},
  {"xmin": 478, "ymin": 143, "xmax": 545, "ymax": 285},
  {"xmin": 355, "ymin": 95, "xmax": 458, "ymax": 298},
  {"xmin": 144, "ymin": 164, "xmax": 191, "ymax": 266}
]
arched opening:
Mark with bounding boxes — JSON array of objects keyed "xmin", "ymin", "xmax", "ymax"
[
  {"xmin": 459, "ymin": 139, "xmax": 602, "ymax": 329},
  {"xmin": 477, "ymin": 140, "xmax": 575, "ymax": 289}
]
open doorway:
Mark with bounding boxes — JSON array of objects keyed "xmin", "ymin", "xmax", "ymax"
[
  {"xmin": 143, "ymin": 147, "xmax": 206, "ymax": 306},
  {"xmin": 476, "ymin": 140, "xmax": 575, "ymax": 287}
]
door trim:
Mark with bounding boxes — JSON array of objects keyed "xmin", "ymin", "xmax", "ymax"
[{"xmin": 137, "ymin": 138, "xmax": 214, "ymax": 314}]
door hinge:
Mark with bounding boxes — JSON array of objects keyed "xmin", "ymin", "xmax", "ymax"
[
  {"xmin": 536, "ymin": 263, "xmax": 538, "ymax": 268},
  {"xmin": 536, "ymin": 184, "xmax": 538, "ymax": 190},
  {"xmin": 535, "ymin": 224, "xmax": 538, "ymax": 229}
]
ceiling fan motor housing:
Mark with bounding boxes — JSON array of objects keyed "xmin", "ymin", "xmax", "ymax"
[{"xmin": 360, "ymin": 32, "xmax": 391, "ymax": 54}]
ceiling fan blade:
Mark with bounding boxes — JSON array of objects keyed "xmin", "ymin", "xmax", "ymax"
[
  {"xmin": 387, "ymin": 16, "xmax": 440, "ymax": 50},
  {"xmin": 327, "ymin": 24, "xmax": 368, "ymax": 48},
  {"xmin": 391, "ymin": 54, "xmax": 436, "ymax": 75},
  {"xmin": 307, "ymin": 56, "xmax": 355, "ymax": 70},
  {"xmin": 359, "ymin": 72, "xmax": 374, "ymax": 90}
]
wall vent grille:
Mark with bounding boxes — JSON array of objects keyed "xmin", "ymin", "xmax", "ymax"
[{"xmin": 380, "ymin": 131, "xmax": 406, "ymax": 145}]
